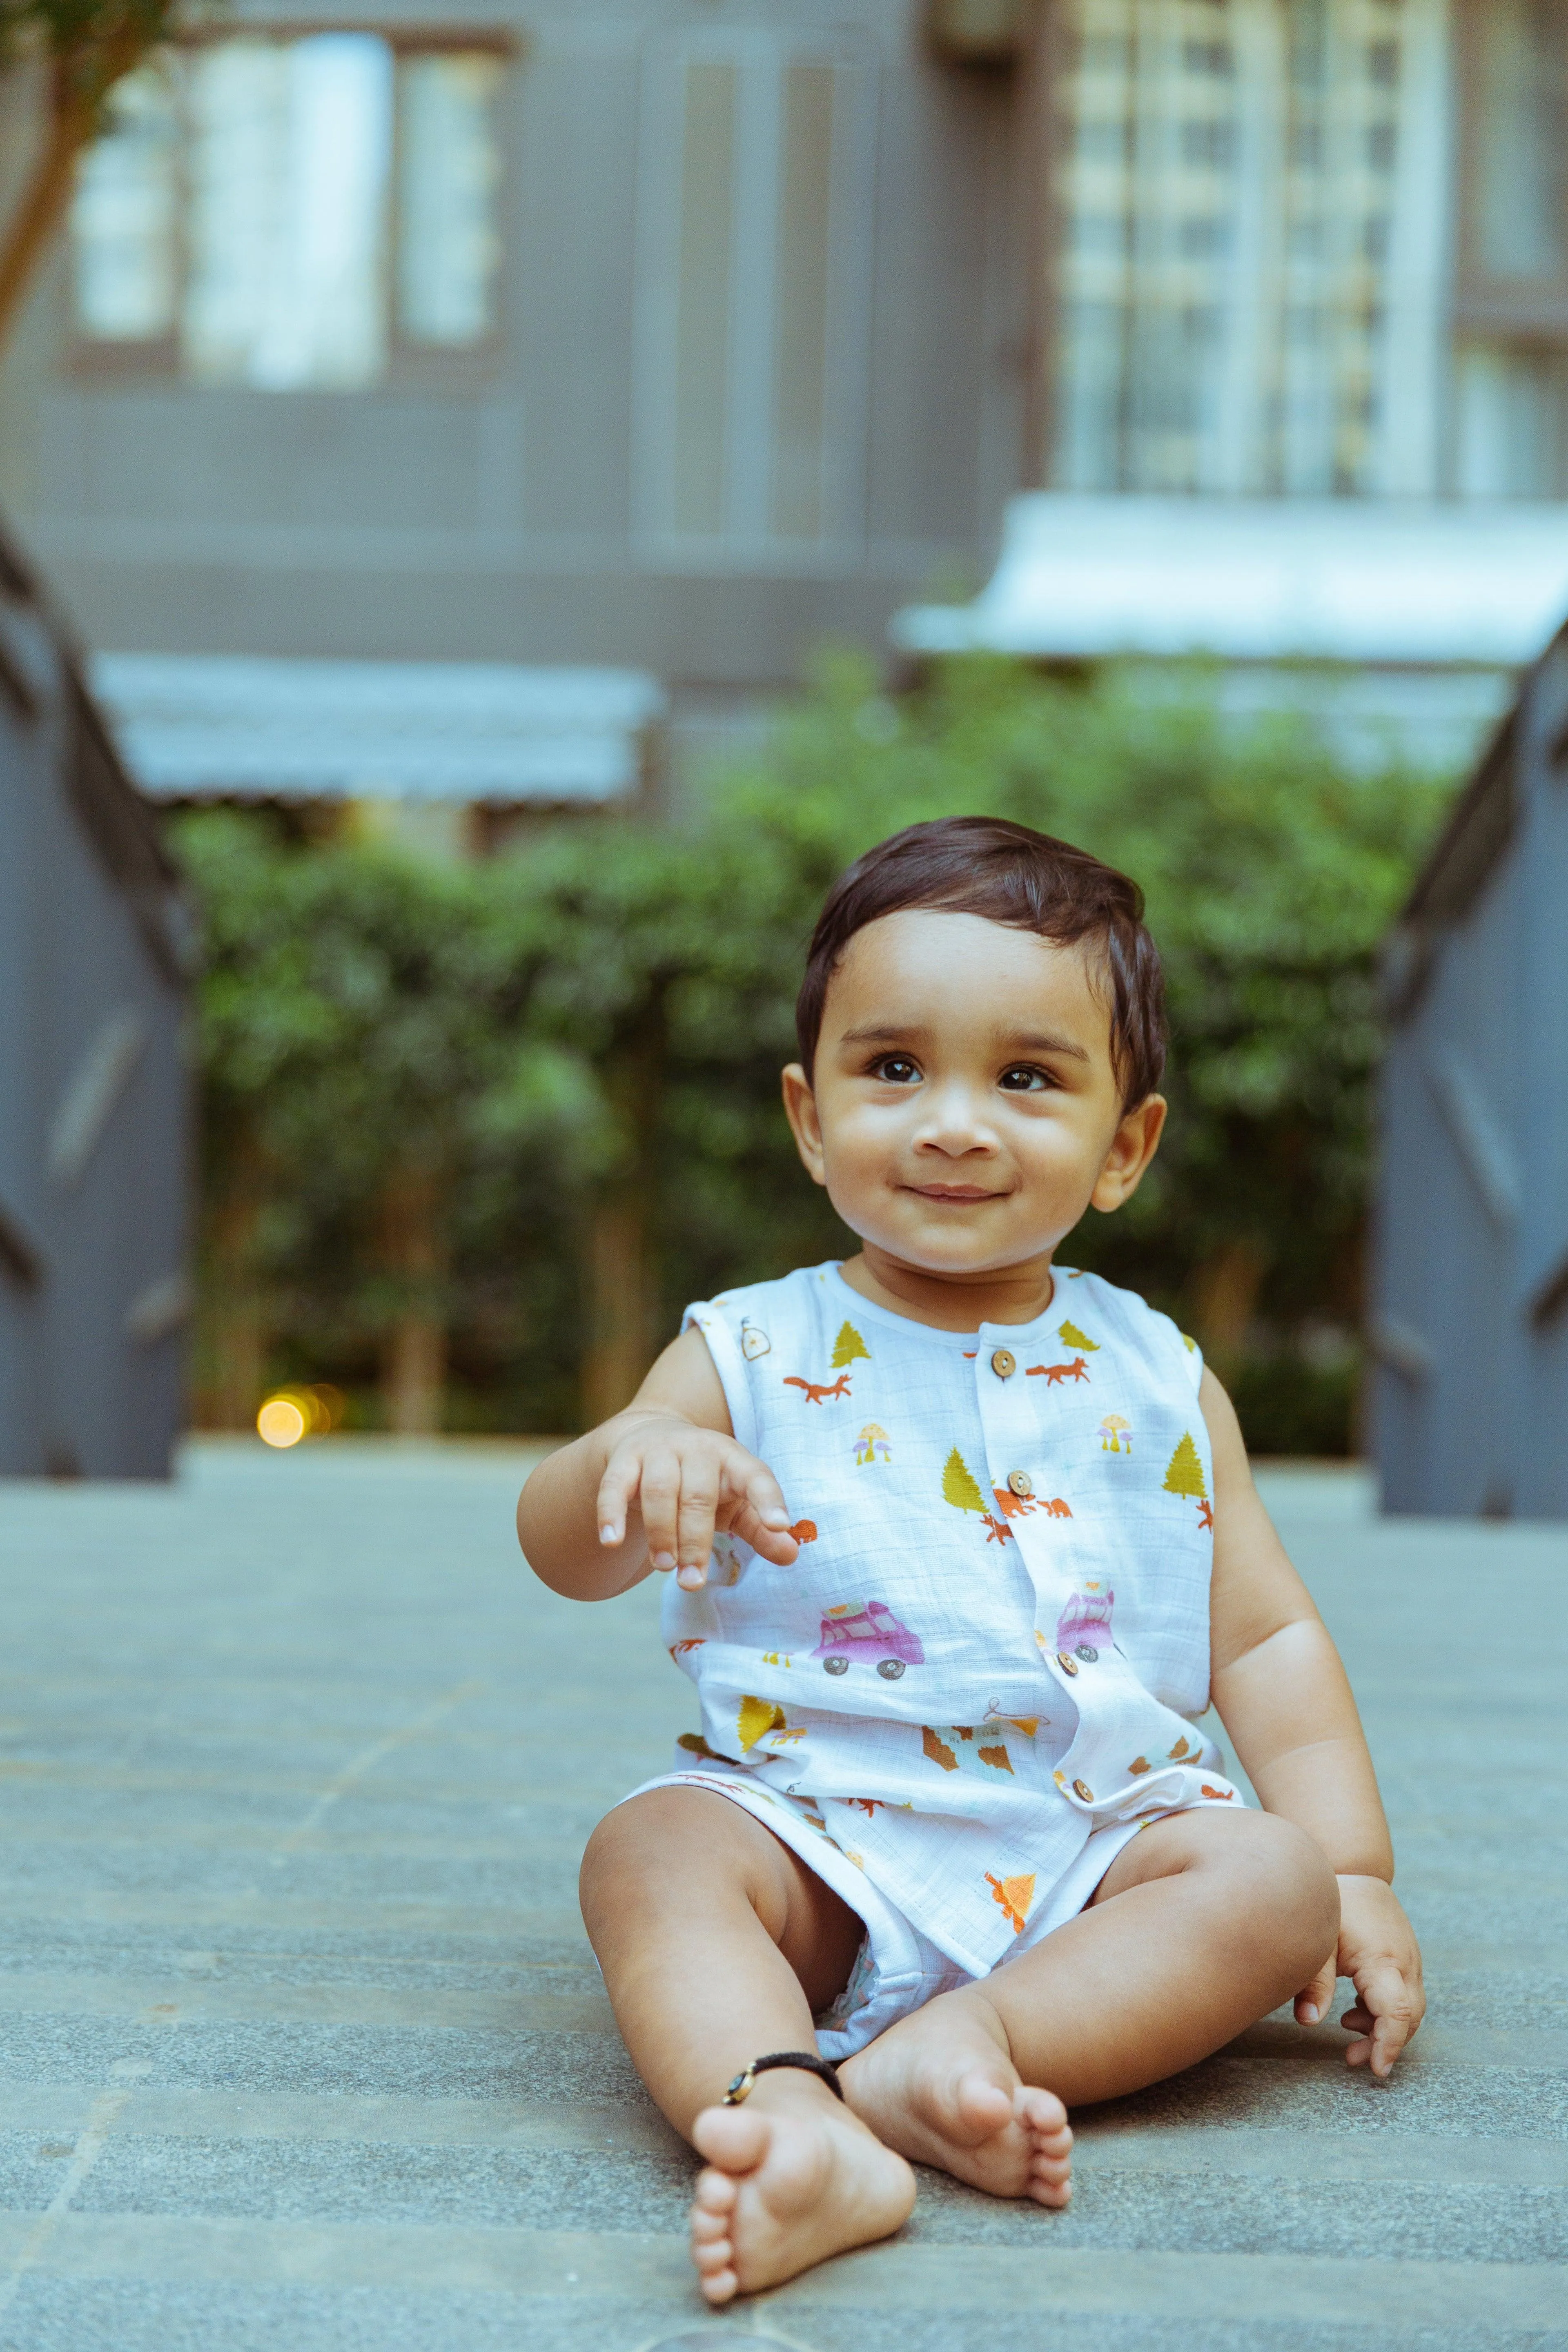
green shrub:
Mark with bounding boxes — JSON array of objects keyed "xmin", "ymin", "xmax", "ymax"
[{"xmin": 175, "ymin": 656, "xmax": 1448, "ymax": 1450}]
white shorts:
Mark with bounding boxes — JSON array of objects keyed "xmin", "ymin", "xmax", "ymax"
[{"xmin": 616, "ymin": 1764, "xmax": 1150, "ymax": 2061}]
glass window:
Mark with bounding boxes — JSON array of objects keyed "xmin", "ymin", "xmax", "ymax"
[
  {"xmin": 70, "ymin": 33, "xmax": 506, "ymax": 388},
  {"xmin": 1048, "ymin": 0, "xmax": 1432, "ymax": 497},
  {"xmin": 636, "ymin": 29, "xmax": 875, "ymax": 560},
  {"xmin": 71, "ymin": 65, "xmax": 180, "ymax": 343},
  {"xmin": 1454, "ymin": 0, "xmax": 1568, "ymax": 496},
  {"xmin": 397, "ymin": 52, "xmax": 506, "ymax": 348}
]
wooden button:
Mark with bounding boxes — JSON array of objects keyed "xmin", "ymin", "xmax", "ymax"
[
  {"xmin": 1006, "ymin": 1470, "xmax": 1033, "ymax": 1497},
  {"xmin": 990, "ymin": 1348, "xmax": 1016, "ymax": 1379},
  {"xmin": 1056, "ymin": 1650, "xmax": 1078, "ymax": 1677},
  {"xmin": 1072, "ymin": 1778, "xmax": 1094, "ymax": 1802}
]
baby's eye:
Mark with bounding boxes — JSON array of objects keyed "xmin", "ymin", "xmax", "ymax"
[
  {"xmin": 998, "ymin": 1064, "xmax": 1054, "ymax": 1093},
  {"xmin": 871, "ymin": 1055, "xmax": 922, "ymax": 1085}
]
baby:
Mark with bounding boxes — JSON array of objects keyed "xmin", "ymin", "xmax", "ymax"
[{"xmin": 518, "ymin": 815, "xmax": 1424, "ymax": 2303}]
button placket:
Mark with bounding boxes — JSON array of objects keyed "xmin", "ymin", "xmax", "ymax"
[{"xmin": 976, "ymin": 1326, "xmax": 1072, "ymax": 1721}]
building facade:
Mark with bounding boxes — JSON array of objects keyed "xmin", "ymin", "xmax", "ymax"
[
  {"xmin": 0, "ymin": 527, "xmax": 190, "ymax": 1477},
  {"xmin": 0, "ymin": 0, "xmax": 1562, "ymax": 785},
  {"xmin": 0, "ymin": 0, "xmax": 1030, "ymax": 784},
  {"xmin": 1372, "ymin": 619, "xmax": 1568, "ymax": 1517}
]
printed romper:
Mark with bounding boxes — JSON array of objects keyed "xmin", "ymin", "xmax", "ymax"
[{"xmin": 617, "ymin": 1261, "xmax": 1242, "ymax": 2059}]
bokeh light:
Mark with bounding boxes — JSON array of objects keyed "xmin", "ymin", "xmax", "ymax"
[
  {"xmin": 255, "ymin": 1384, "xmax": 347, "ymax": 1447},
  {"xmin": 256, "ymin": 1395, "xmax": 308, "ymax": 1448}
]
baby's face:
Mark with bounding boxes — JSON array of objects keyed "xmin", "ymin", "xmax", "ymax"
[{"xmin": 784, "ymin": 909, "xmax": 1160, "ymax": 1281}]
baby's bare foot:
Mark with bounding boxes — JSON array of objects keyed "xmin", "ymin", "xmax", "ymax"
[
  {"xmin": 688, "ymin": 2079, "xmax": 915, "ymax": 2303},
  {"xmin": 839, "ymin": 1989, "xmax": 1073, "ymax": 2206}
]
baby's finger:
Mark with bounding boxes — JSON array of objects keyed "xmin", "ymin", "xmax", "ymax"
[
  {"xmin": 741, "ymin": 1463, "xmax": 792, "ymax": 1531},
  {"xmin": 1294, "ymin": 1955, "xmax": 1337, "ymax": 2028},
  {"xmin": 743, "ymin": 1468, "xmax": 804, "ymax": 1561},
  {"xmin": 675, "ymin": 1465, "xmax": 721, "ymax": 1583},
  {"xmin": 729, "ymin": 1499, "xmax": 800, "ymax": 1566},
  {"xmin": 595, "ymin": 1450, "xmax": 644, "ymax": 1548},
  {"xmin": 637, "ymin": 1451, "xmax": 684, "ymax": 1572},
  {"xmin": 1342, "ymin": 1960, "xmax": 1414, "ymax": 2078}
]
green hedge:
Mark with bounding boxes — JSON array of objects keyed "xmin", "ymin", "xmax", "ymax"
[{"xmin": 176, "ymin": 655, "xmax": 1448, "ymax": 1449}]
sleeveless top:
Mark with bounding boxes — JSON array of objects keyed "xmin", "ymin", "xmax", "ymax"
[{"xmin": 665, "ymin": 1261, "xmax": 1239, "ymax": 1978}]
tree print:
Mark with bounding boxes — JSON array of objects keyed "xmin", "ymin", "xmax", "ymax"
[
  {"xmin": 1057, "ymin": 1319, "xmax": 1099, "ymax": 1352},
  {"xmin": 831, "ymin": 1320, "xmax": 871, "ymax": 1369},
  {"xmin": 941, "ymin": 1448, "xmax": 987, "ymax": 1515},
  {"xmin": 1163, "ymin": 1431, "xmax": 1208, "ymax": 1503}
]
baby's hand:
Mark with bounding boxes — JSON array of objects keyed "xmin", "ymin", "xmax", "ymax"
[
  {"xmin": 595, "ymin": 1412, "xmax": 798, "ymax": 1589},
  {"xmin": 1294, "ymin": 1874, "xmax": 1425, "ymax": 2079}
]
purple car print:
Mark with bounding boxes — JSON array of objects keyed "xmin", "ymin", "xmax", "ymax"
[
  {"xmin": 1056, "ymin": 1584, "xmax": 1114, "ymax": 1663},
  {"xmin": 813, "ymin": 1601, "xmax": 925, "ymax": 1681}
]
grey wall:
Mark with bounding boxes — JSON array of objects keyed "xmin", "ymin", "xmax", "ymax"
[
  {"xmin": 9, "ymin": 0, "xmax": 1026, "ymax": 694},
  {"xmin": 0, "ymin": 537, "xmax": 190, "ymax": 1476},
  {"xmin": 1373, "ymin": 625, "xmax": 1568, "ymax": 1516}
]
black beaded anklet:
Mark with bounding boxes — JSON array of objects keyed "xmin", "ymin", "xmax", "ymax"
[{"xmin": 721, "ymin": 2050, "xmax": 844, "ymax": 2105}]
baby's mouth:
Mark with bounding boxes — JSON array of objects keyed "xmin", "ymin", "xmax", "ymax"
[{"xmin": 905, "ymin": 1183, "xmax": 1004, "ymax": 1203}]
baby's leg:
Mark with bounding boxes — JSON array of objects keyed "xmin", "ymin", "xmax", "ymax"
[
  {"xmin": 580, "ymin": 1786, "xmax": 915, "ymax": 2301},
  {"xmin": 841, "ymin": 1808, "xmax": 1337, "ymax": 2197}
]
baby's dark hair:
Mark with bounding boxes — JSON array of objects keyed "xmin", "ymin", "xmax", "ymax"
[{"xmin": 795, "ymin": 816, "xmax": 1166, "ymax": 1108}]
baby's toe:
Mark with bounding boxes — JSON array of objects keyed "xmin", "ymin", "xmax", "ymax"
[
  {"xmin": 699, "ymin": 2258, "xmax": 739, "ymax": 2305},
  {"xmin": 692, "ymin": 2229, "xmax": 735, "ymax": 2275},
  {"xmin": 693, "ymin": 2166, "xmax": 741, "ymax": 2219},
  {"xmin": 693, "ymin": 2103, "xmax": 769, "ymax": 2172},
  {"xmin": 691, "ymin": 2190, "xmax": 733, "ymax": 2238},
  {"xmin": 1016, "ymin": 2085, "xmax": 1069, "ymax": 2136}
]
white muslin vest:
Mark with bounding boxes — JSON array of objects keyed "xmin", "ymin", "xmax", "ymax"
[{"xmin": 621, "ymin": 1261, "xmax": 1243, "ymax": 2056}]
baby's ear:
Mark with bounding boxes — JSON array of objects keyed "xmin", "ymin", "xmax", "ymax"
[
  {"xmin": 781, "ymin": 1063, "xmax": 827, "ymax": 1187},
  {"xmin": 1091, "ymin": 1095, "xmax": 1166, "ymax": 1212}
]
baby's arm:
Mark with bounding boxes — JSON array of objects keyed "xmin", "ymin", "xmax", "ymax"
[
  {"xmin": 1201, "ymin": 1369, "xmax": 1425, "ymax": 2077},
  {"xmin": 517, "ymin": 1325, "xmax": 800, "ymax": 1601}
]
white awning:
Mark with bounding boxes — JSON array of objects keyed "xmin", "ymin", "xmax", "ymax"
[
  {"xmin": 89, "ymin": 655, "xmax": 667, "ymax": 805},
  {"xmin": 892, "ymin": 497, "xmax": 1568, "ymax": 668}
]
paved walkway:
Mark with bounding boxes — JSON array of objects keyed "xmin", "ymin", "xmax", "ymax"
[{"xmin": 0, "ymin": 1440, "xmax": 1560, "ymax": 2352}]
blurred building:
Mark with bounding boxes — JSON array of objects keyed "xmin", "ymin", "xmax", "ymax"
[
  {"xmin": 1372, "ymin": 619, "xmax": 1568, "ymax": 1516},
  {"xmin": 0, "ymin": 528, "xmax": 190, "ymax": 1477},
  {"xmin": 0, "ymin": 0, "xmax": 1565, "ymax": 788}
]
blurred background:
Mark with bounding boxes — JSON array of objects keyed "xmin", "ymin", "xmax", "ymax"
[{"xmin": 1, "ymin": 0, "xmax": 1566, "ymax": 1487}]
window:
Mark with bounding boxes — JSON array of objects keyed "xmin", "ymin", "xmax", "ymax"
[
  {"xmin": 635, "ymin": 28, "xmax": 875, "ymax": 563},
  {"xmin": 1453, "ymin": 0, "xmax": 1568, "ymax": 495},
  {"xmin": 70, "ymin": 33, "xmax": 506, "ymax": 390},
  {"xmin": 1048, "ymin": 0, "xmax": 1442, "ymax": 496}
]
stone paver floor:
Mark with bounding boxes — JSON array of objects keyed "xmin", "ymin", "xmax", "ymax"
[{"xmin": 0, "ymin": 1439, "xmax": 1561, "ymax": 2350}]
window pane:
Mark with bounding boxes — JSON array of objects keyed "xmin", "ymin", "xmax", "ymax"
[
  {"xmin": 1051, "ymin": 0, "xmax": 1413, "ymax": 497},
  {"xmin": 672, "ymin": 60, "xmax": 737, "ymax": 537},
  {"xmin": 71, "ymin": 63, "xmax": 179, "ymax": 341},
  {"xmin": 184, "ymin": 34, "xmax": 392, "ymax": 390},
  {"xmin": 1468, "ymin": 0, "xmax": 1568, "ymax": 283},
  {"xmin": 396, "ymin": 52, "xmax": 504, "ymax": 347},
  {"xmin": 640, "ymin": 33, "xmax": 870, "ymax": 553},
  {"xmin": 771, "ymin": 61, "xmax": 836, "ymax": 540},
  {"xmin": 1455, "ymin": 346, "xmax": 1568, "ymax": 496}
]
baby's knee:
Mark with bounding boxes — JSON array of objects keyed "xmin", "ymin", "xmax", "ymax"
[
  {"xmin": 579, "ymin": 1787, "xmax": 791, "ymax": 1938},
  {"xmin": 1225, "ymin": 1813, "xmax": 1339, "ymax": 1967}
]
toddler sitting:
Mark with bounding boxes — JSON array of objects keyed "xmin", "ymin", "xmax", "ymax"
[{"xmin": 518, "ymin": 815, "xmax": 1423, "ymax": 2303}]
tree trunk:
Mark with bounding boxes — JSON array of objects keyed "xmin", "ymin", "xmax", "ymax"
[
  {"xmin": 0, "ymin": 23, "xmax": 178, "ymax": 356},
  {"xmin": 582, "ymin": 1194, "xmax": 656, "ymax": 1427},
  {"xmin": 1192, "ymin": 1238, "xmax": 1268, "ymax": 1364},
  {"xmin": 379, "ymin": 1164, "xmax": 448, "ymax": 1435},
  {"xmin": 202, "ymin": 1125, "xmax": 269, "ymax": 1430},
  {"xmin": 0, "ymin": 74, "xmax": 92, "ymax": 350},
  {"xmin": 580, "ymin": 1010, "xmax": 665, "ymax": 1426}
]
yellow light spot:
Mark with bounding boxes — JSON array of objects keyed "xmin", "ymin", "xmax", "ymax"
[{"xmin": 257, "ymin": 1396, "xmax": 307, "ymax": 1449}]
